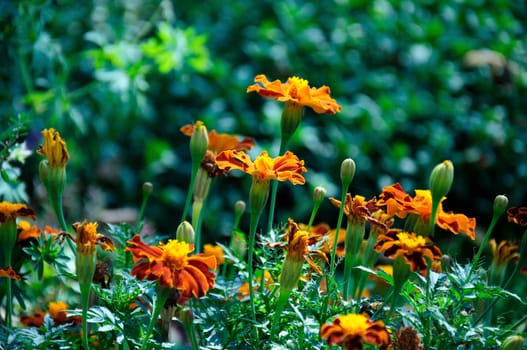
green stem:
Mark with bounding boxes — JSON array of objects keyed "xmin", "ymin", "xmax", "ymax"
[
  {"xmin": 192, "ymin": 200, "xmax": 204, "ymax": 253},
  {"xmin": 306, "ymin": 200, "xmax": 322, "ymax": 232},
  {"xmin": 270, "ymin": 290, "xmax": 290, "ymax": 340},
  {"xmin": 247, "ymin": 211, "xmax": 262, "ymax": 344},
  {"xmin": 329, "ymin": 191, "xmax": 347, "ymax": 278},
  {"xmin": 183, "ymin": 320, "xmax": 200, "ymax": 350},
  {"xmin": 80, "ymin": 282, "xmax": 92, "ymax": 350},
  {"xmin": 181, "ymin": 164, "xmax": 199, "ymax": 223},
  {"xmin": 266, "ymin": 138, "xmax": 288, "ymax": 235},
  {"xmin": 467, "ymin": 210, "xmax": 501, "ymax": 282},
  {"xmin": 5, "ymin": 273, "xmax": 12, "ymax": 328},
  {"xmin": 343, "ymin": 222, "xmax": 364, "ymax": 300},
  {"xmin": 140, "ymin": 287, "xmax": 171, "ymax": 350},
  {"xmin": 50, "ymin": 188, "xmax": 68, "ymax": 232}
]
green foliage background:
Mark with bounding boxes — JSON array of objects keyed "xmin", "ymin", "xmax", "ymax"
[{"xmin": 2, "ymin": 0, "xmax": 527, "ymax": 253}]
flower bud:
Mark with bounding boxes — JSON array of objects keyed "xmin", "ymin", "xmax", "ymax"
[
  {"xmin": 193, "ymin": 168, "xmax": 212, "ymax": 202},
  {"xmin": 142, "ymin": 182, "xmax": 154, "ymax": 198},
  {"xmin": 190, "ymin": 121, "xmax": 208, "ymax": 164},
  {"xmin": 229, "ymin": 230, "xmax": 247, "ymax": 260},
  {"xmin": 176, "ymin": 221, "xmax": 195, "ymax": 244},
  {"xmin": 340, "ymin": 158, "xmax": 356, "ymax": 186},
  {"xmin": 493, "ymin": 195, "xmax": 509, "ymax": 216},
  {"xmin": 429, "ymin": 160, "xmax": 454, "ymax": 201},
  {"xmin": 500, "ymin": 335, "xmax": 524, "ymax": 350},
  {"xmin": 313, "ymin": 186, "xmax": 327, "ymax": 204},
  {"xmin": 235, "ymin": 200, "xmax": 246, "ymax": 216}
]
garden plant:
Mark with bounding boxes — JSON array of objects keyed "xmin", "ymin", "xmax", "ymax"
[{"xmin": 1, "ymin": 1, "xmax": 527, "ymax": 349}]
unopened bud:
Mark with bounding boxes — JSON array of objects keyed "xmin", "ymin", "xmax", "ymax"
[
  {"xmin": 500, "ymin": 335, "xmax": 524, "ymax": 350},
  {"xmin": 143, "ymin": 182, "xmax": 153, "ymax": 197},
  {"xmin": 176, "ymin": 221, "xmax": 195, "ymax": 244},
  {"xmin": 229, "ymin": 230, "xmax": 247, "ymax": 260},
  {"xmin": 429, "ymin": 160, "xmax": 454, "ymax": 200},
  {"xmin": 313, "ymin": 186, "xmax": 327, "ymax": 204},
  {"xmin": 190, "ymin": 121, "xmax": 208, "ymax": 164},
  {"xmin": 340, "ymin": 158, "xmax": 356, "ymax": 186},
  {"xmin": 235, "ymin": 200, "xmax": 246, "ymax": 216},
  {"xmin": 493, "ymin": 195, "xmax": 509, "ymax": 216}
]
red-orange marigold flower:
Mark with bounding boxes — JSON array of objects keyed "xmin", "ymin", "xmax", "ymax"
[
  {"xmin": 216, "ymin": 150, "xmax": 307, "ymax": 185},
  {"xmin": 17, "ymin": 220, "xmax": 41, "ymax": 241},
  {"xmin": 126, "ymin": 235, "xmax": 216, "ymax": 304},
  {"xmin": 0, "ymin": 266, "xmax": 21, "ymax": 280},
  {"xmin": 375, "ymin": 230, "xmax": 442, "ymax": 272},
  {"xmin": 507, "ymin": 207, "xmax": 527, "ymax": 227},
  {"xmin": 320, "ymin": 313, "xmax": 390, "ymax": 350},
  {"xmin": 377, "ymin": 183, "xmax": 476, "ymax": 239},
  {"xmin": 247, "ymin": 74, "xmax": 342, "ymax": 114}
]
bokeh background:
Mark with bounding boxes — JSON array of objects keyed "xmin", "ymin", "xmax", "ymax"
[{"xmin": 2, "ymin": 0, "xmax": 527, "ymax": 257}]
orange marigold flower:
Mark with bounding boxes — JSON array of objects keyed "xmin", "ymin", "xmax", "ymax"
[
  {"xmin": 181, "ymin": 124, "xmax": 255, "ymax": 177},
  {"xmin": 247, "ymin": 74, "xmax": 342, "ymax": 114},
  {"xmin": 507, "ymin": 207, "xmax": 527, "ymax": 227},
  {"xmin": 237, "ymin": 270, "xmax": 275, "ymax": 300},
  {"xmin": 375, "ymin": 230, "xmax": 442, "ymax": 272},
  {"xmin": 126, "ymin": 235, "xmax": 216, "ymax": 304},
  {"xmin": 48, "ymin": 301, "xmax": 70, "ymax": 324},
  {"xmin": 377, "ymin": 183, "xmax": 476, "ymax": 239},
  {"xmin": 320, "ymin": 313, "xmax": 390, "ymax": 350},
  {"xmin": 203, "ymin": 243, "xmax": 224, "ymax": 265},
  {"xmin": 0, "ymin": 202, "xmax": 36, "ymax": 223},
  {"xmin": 0, "ymin": 266, "xmax": 21, "ymax": 280},
  {"xmin": 17, "ymin": 220, "xmax": 41, "ymax": 241},
  {"xmin": 489, "ymin": 239, "xmax": 519, "ymax": 267},
  {"xmin": 216, "ymin": 150, "xmax": 307, "ymax": 185},
  {"xmin": 37, "ymin": 128, "xmax": 70, "ymax": 167},
  {"xmin": 72, "ymin": 221, "xmax": 115, "ymax": 255},
  {"xmin": 330, "ymin": 194, "xmax": 387, "ymax": 231}
]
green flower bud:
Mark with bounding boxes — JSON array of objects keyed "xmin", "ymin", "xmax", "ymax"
[
  {"xmin": 235, "ymin": 200, "xmax": 246, "ymax": 216},
  {"xmin": 190, "ymin": 121, "xmax": 208, "ymax": 165},
  {"xmin": 429, "ymin": 160, "xmax": 454, "ymax": 200},
  {"xmin": 313, "ymin": 186, "xmax": 327, "ymax": 204},
  {"xmin": 142, "ymin": 182, "xmax": 154, "ymax": 198},
  {"xmin": 193, "ymin": 168, "xmax": 212, "ymax": 202},
  {"xmin": 340, "ymin": 158, "xmax": 356, "ymax": 186},
  {"xmin": 493, "ymin": 195, "xmax": 509, "ymax": 216},
  {"xmin": 176, "ymin": 221, "xmax": 195, "ymax": 244},
  {"xmin": 229, "ymin": 230, "xmax": 247, "ymax": 260},
  {"xmin": 500, "ymin": 335, "xmax": 524, "ymax": 350}
]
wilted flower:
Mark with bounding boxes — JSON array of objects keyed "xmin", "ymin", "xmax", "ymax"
[
  {"xmin": 507, "ymin": 207, "xmax": 527, "ymax": 227},
  {"xmin": 126, "ymin": 235, "xmax": 216, "ymax": 304},
  {"xmin": 320, "ymin": 313, "xmax": 390, "ymax": 350},
  {"xmin": 37, "ymin": 128, "xmax": 70, "ymax": 168}
]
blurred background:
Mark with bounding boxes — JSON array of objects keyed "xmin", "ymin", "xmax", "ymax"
[{"xmin": 1, "ymin": 0, "xmax": 527, "ymax": 257}]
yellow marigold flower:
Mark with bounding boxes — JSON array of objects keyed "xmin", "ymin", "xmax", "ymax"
[
  {"xmin": 48, "ymin": 301, "xmax": 69, "ymax": 324},
  {"xmin": 507, "ymin": 207, "xmax": 527, "ymax": 227},
  {"xmin": 37, "ymin": 128, "xmax": 69, "ymax": 167},
  {"xmin": 320, "ymin": 313, "xmax": 390, "ymax": 350},
  {"xmin": 0, "ymin": 266, "xmax": 21, "ymax": 280},
  {"xmin": 203, "ymin": 243, "xmax": 224, "ymax": 265},
  {"xmin": 216, "ymin": 150, "xmax": 307, "ymax": 185},
  {"xmin": 126, "ymin": 235, "xmax": 216, "ymax": 305},
  {"xmin": 377, "ymin": 183, "xmax": 476, "ymax": 239},
  {"xmin": 0, "ymin": 202, "xmax": 36, "ymax": 223},
  {"xmin": 489, "ymin": 239, "xmax": 519, "ymax": 267},
  {"xmin": 375, "ymin": 230, "xmax": 442, "ymax": 272},
  {"xmin": 72, "ymin": 221, "xmax": 115, "ymax": 255},
  {"xmin": 247, "ymin": 74, "xmax": 342, "ymax": 114}
]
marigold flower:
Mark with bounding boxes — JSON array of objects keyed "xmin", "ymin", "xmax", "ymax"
[
  {"xmin": 507, "ymin": 207, "xmax": 527, "ymax": 227},
  {"xmin": 216, "ymin": 150, "xmax": 307, "ymax": 185},
  {"xmin": 247, "ymin": 74, "xmax": 341, "ymax": 115},
  {"xmin": 20, "ymin": 308, "xmax": 45, "ymax": 327},
  {"xmin": 72, "ymin": 221, "xmax": 115, "ymax": 256},
  {"xmin": 0, "ymin": 266, "xmax": 21, "ymax": 280},
  {"xmin": 320, "ymin": 313, "xmax": 390, "ymax": 350},
  {"xmin": 489, "ymin": 239, "xmax": 519, "ymax": 267},
  {"xmin": 330, "ymin": 194, "xmax": 386, "ymax": 230},
  {"xmin": 0, "ymin": 202, "xmax": 36, "ymax": 223},
  {"xmin": 392, "ymin": 326, "xmax": 424, "ymax": 350},
  {"xmin": 48, "ymin": 301, "xmax": 70, "ymax": 324},
  {"xmin": 181, "ymin": 124, "xmax": 255, "ymax": 177},
  {"xmin": 17, "ymin": 220, "xmax": 41, "ymax": 241},
  {"xmin": 377, "ymin": 183, "xmax": 476, "ymax": 239},
  {"xmin": 375, "ymin": 230, "xmax": 442, "ymax": 272},
  {"xmin": 237, "ymin": 270, "xmax": 275, "ymax": 300},
  {"xmin": 126, "ymin": 235, "xmax": 216, "ymax": 304},
  {"xmin": 37, "ymin": 128, "xmax": 70, "ymax": 167},
  {"xmin": 203, "ymin": 243, "xmax": 224, "ymax": 265}
]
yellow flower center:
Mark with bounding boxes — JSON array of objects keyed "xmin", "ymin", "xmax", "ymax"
[
  {"xmin": 163, "ymin": 240, "xmax": 192, "ymax": 270},
  {"xmin": 338, "ymin": 314, "xmax": 369, "ymax": 337},
  {"xmin": 397, "ymin": 232, "xmax": 427, "ymax": 250},
  {"xmin": 287, "ymin": 76, "xmax": 309, "ymax": 99}
]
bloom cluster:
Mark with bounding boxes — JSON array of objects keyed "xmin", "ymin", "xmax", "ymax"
[{"xmin": 1, "ymin": 75, "xmax": 526, "ymax": 350}]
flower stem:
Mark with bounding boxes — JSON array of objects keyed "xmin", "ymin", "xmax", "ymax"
[
  {"xmin": 467, "ymin": 209, "xmax": 501, "ymax": 282},
  {"xmin": 181, "ymin": 164, "xmax": 199, "ymax": 223},
  {"xmin": 80, "ymin": 282, "xmax": 92, "ymax": 350},
  {"xmin": 183, "ymin": 320, "xmax": 200, "ymax": 350},
  {"xmin": 266, "ymin": 138, "xmax": 288, "ymax": 235},
  {"xmin": 140, "ymin": 287, "xmax": 170, "ymax": 350},
  {"xmin": 247, "ymin": 211, "xmax": 262, "ymax": 344}
]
